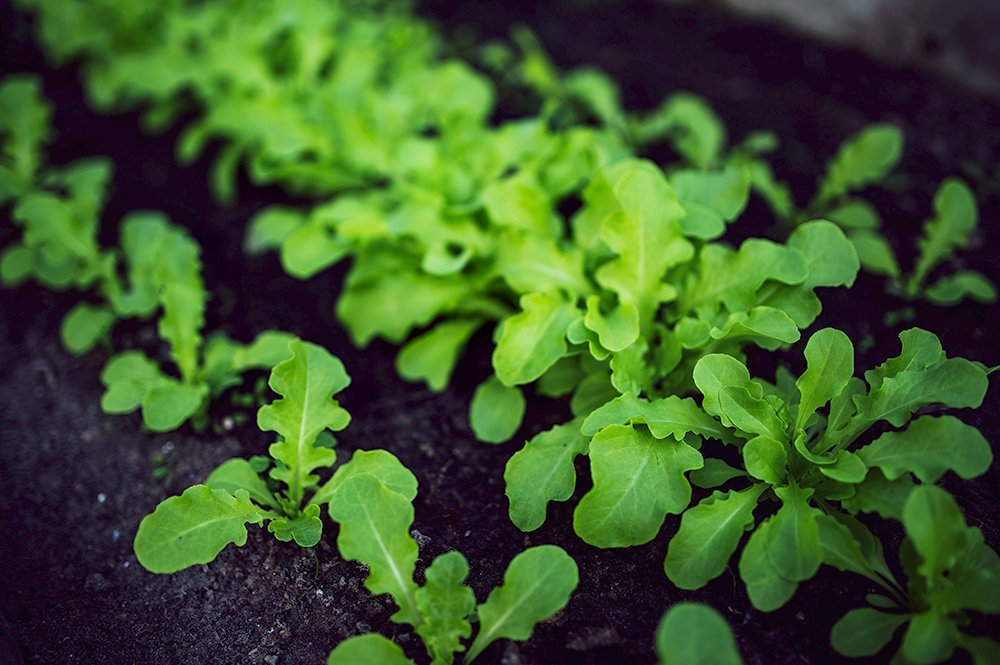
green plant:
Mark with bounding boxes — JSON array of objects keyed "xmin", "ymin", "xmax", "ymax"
[
  {"xmin": 657, "ymin": 327, "xmax": 991, "ymax": 609},
  {"xmin": 830, "ymin": 485, "xmax": 999, "ymax": 664},
  {"xmin": 324, "ymin": 537, "xmax": 578, "ymax": 665}
]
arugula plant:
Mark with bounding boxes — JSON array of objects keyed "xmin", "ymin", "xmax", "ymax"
[
  {"xmin": 325, "ymin": 481, "xmax": 578, "ymax": 665},
  {"xmin": 830, "ymin": 485, "xmax": 999, "ymax": 665},
  {"xmin": 655, "ymin": 602, "xmax": 743, "ymax": 665},
  {"xmin": 653, "ymin": 326, "xmax": 991, "ymax": 610},
  {"xmin": 135, "ymin": 338, "xmax": 359, "ymax": 571}
]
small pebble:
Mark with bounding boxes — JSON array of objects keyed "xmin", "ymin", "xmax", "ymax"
[{"xmin": 97, "ymin": 493, "xmax": 106, "ymax": 504}]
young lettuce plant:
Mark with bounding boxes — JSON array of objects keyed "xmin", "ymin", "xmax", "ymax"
[
  {"xmin": 499, "ymin": 159, "xmax": 860, "ymax": 546},
  {"xmin": 830, "ymin": 485, "xmax": 999, "ymax": 664},
  {"xmin": 653, "ymin": 327, "xmax": 991, "ymax": 610},
  {"xmin": 134, "ymin": 338, "xmax": 386, "ymax": 571},
  {"xmin": 324, "ymin": 468, "xmax": 578, "ymax": 664}
]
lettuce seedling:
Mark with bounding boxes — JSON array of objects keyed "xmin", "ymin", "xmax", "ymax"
[
  {"xmin": 326, "ymin": 468, "xmax": 578, "ymax": 665},
  {"xmin": 830, "ymin": 485, "xmax": 999, "ymax": 664},
  {"xmin": 135, "ymin": 339, "xmax": 364, "ymax": 571},
  {"xmin": 652, "ymin": 327, "xmax": 991, "ymax": 610},
  {"xmin": 655, "ymin": 603, "xmax": 743, "ymax": 665},
  {"xmin": 0, "ymin": 76, "xmax": 52, "ymax": 202}
]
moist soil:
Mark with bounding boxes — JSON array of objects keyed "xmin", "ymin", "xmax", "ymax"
[{"xmin": 1, "ymin": 1, "xmax": 998, "ymax": 664}]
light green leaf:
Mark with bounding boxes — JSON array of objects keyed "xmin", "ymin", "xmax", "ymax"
[
  {"xmin": 739, "ymin": 521, "xmax": 798, "ymax": 611},
  {"xmin": 817, "ymin": 123, "xmax": 903, "ymax": 204},
  {"xmin": 469, "ymin": 376, "xmax": 526, "ymax": 444},
  {"xmin": 637, "ymin": 93, "xmax": 726, "ymax": 167},
  {"xmin": 206, "ymin": 458, "xmax": 277, "ymax": 509},
  {"xmin": 902, "ymin": 485, "xmax": 969, "ymax": 583},
  {"xmin": 765, "ymin": 484, "xmax": 823, "ymax": 582},
  {"xmin": 692, "ymin": 354, "xmax": 760, "ymax": 426},
  {"xmin": 100, "ymin": 351, "xmax": 162, "ymax": 414},
  {"xmin": 818, "ymin": 450, "xmax": 868, "ymax": 483},
  {"xmin": 842, "ymin": 469, "xmax": 915, "ymax": 520},
  {"xmin": 465, "ymin": 545, "xmax": 578, "ymax": 662},
  {"xmin": 925, "ymin": 270, "xmax": 997, "ymax": 306},
  {"xmin": 245, "ymin": 206, "xmax": 304, "ymax": 254},
  {"xmin": 328, "ymin": 474, "xmax": 420, "ymax": 625},
  {"xmin": 911, "ymin": 178, "xmax": 978, "ymax": 290},
  {"xmin": 581, "ymin": 392, "xmax": 729, "ymax": 442},
  {"xmin": 314, "ymin": 449, "xmax": 418, "ymax": 507},
  {"xmin": 60, "ymin": 303, "xmax": 115, "ymax": 355},
  {"xmin": 326, "ymin": 634, "xmax": 415, "ymax": 665},
  {"xmin": 742, "ymin": 436, "xmax": 787, "ymax": 485},
  {"xmin": 857, "ymin": 415, "xmax": 991, "ymax": 483},
  {"xmin": 709, "ymin": 306, "xmax": 800, "ymax": 350},
  {"xmin": 672, "ymin": 165, "xmax": 750, "ymax": 240},
  {"xmin": 655, "ymin": 602, "xmax": 743, "ymax": 665},
  {"xmin": 720, "ymin": 387, "xmax": 785, "ymax": 440},
  {"xmin": 830, "ymin": 608, "xmax": 908, "ymax": 657},
  {"xmin": 574, "ymin": 425, "xmax": 702, "ymax": 547},
  {"xmin": 505, "ymin": 422, "xmax": 589, "ymax": 532},
  {"xmin": 257, "ymin": 340, "xmax": 350, "ymax": 505},
  {"xmin": 415, "ymin": 551, "xmax": 476, "ymax": 665},
  {"xmin": 142, "ymin": 379, "xmax": 207, "ymax": 432},
  {"xmin": 397, "ymin": 319, "xmax": 481, "ymax": 392},
  {"xmin": 690, "ymin": 459, "xmax": 747, "ymax": 488},
  {"xmin": 583, "ymin": 296, "xmax": 639, "ymax": 352},
  {"xmin": 664, "ymin": 485, "xmax": 765, "ymax": 589},
  {"xmin": 795, "ymin": 328, "xmax": 854, "ymax": 431},
  {"xmin": 268, "ymin": 503, "xmax": 323, "ymax": 547},
  {"xmin": 493, "ymin": 292, "xmax": 577, "ymax": 386},
  {"xmin": 133, "ymin": 486, "xmax": 266, "ymax": 574},
  {"xmin": 849, "ymin": 229, "xmax": 900, "ymax": 278},
  {"xmin": 594, "ymin": 160, "xmax": 693, "ymax": 323},
  {"xmin": 901, "ymin": 610, "xmax": 958, "ymax": 665}
]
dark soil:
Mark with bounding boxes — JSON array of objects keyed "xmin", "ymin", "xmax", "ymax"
[{"xmin": 1, "ymin": 1, "xmax": 997, "ymax": 664}]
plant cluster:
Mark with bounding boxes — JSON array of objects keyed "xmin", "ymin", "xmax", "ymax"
[{"xmin": 4, "ymin": 0, "xmax": 999, "ymax": 662}]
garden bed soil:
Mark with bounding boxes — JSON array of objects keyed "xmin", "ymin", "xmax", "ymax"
[{"xmin": 1, "ymin": 1, "xmax": 998, "ymax": 664}]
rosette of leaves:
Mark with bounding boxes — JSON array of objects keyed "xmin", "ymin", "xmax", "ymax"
[
  {"xmin": 325, "ymin": 467, "xmax": 578, "ymax": 664},
  {"xmin": 831, "ymin": 485, "xmax": 999, "ymax": 664},
  {"xmin": 134, "ymin": 339, "xmax": 412, "ymax": 572},
  {"xmin": 653, "ymin": 327, "xmax": 991, "ymax": 611},
  {"xmin": 496, "ymin": 160, "xmax": 859, "ymax": 546}
]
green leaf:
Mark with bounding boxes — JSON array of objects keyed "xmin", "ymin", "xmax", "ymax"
[
  {"xmin": 742, "ymin": 436, "xmax": 787, "ymax": 485},
  {"xmin": 60, "ymin": 303, "xmax": 115, "ymax": 355},
  {"xmin": 655, "ymin": 602, "xmax": 743, "ymax": 665},
  {"xmin": 415, "ymin": 551, "xmax": 476, "ymax": 665},
  {"xmin": 493, "ymin": 292, "xmax": 578, "ymax": 385},
  {"xmin": 465, "ymin": 545, "xmax": 578, "ymax": 662},
  {"xmin": 739, "ymin": 521, "xmax": 798, "ymax": 611},
  {"xmin": 581, "ymin": 392, "xmax": 730, "ymax": 442},
  {"xmin": 314, "ymin": 448, "xmax": 418, "ymax": 507},
  {"xmin": 690, "ymin": 459, "xmax": 747, "ymax": 488},
  {"xmin": 795, "ymin": 328, "xmax": 854, "ymax": 431},
  {"xmin": 583, "ymin": 296, "xmax": 639, "ymax": 352},
  {"xmin": 664, "ymin": 485, "xmax": 765, "ymax": 589},
  {"xmin": 268, "ymin": 503, "xmax": 323, "ymax": 547},
  {"xmin": 100, "ymin": 351, "xmax": 162, "ymax": 415},
  {"xmin": 857, "ymin": 415, "xmax": 991, "ymax": 483},
  {"xmin": 328, "ymin": 474, "xmax": 420, "ymax": 625},
  {"xmin": 849, "ymin": 229, "xmax": 900, "ymax": 278},
  {"xmin": 901, "ymin": 610, "xmax": 958, "ymax": 665},
  {"xmin": 692, "ymin": 354, "xmax": 760, "ymax": 426},
  {"xmin": 817, "ymin": 123, "xmax": 903, "ymax": 204},
  {"xmin": 397, "ymin": 319, "xmax": 481, "ymax": 391},
  {"xmin": 902, "ymin": 485, "xmax": 969, "ymax": 582},
  {"xmin": 708, "ymin": 306, "xmax": 800, "ymax": 350},
  {"xmin": 818, "ymin": 450, "xmax": 868, "ymax": 483},
  {"xmin": 574, "ymin": 425, "xmax": 702, "ymax": 547},
  {"xmin": 594, "ymin": 160, "xmax": 693, "ymax": 324},
  {"xmin": 327, "ymin": 634, "xmax": 415, "ymax": 665},
  {"xmin": 842, "ymin": 469, "xmax": 915, "ymax": 520},
  {"xmin": 672, "ymin": 166, "xmax": 750, "ymax": 240},
  {"xmin": 133, "ymin": 485, "xmax": 266, "ymax": 574},
  {"xmin": 469, "ymin": 376, "xmax": 526, "ymax": 444},
  {"xmin": 830, "ymin": 608, "xmax": 907, "ymax": 657},
  {"xmin": 142, "ymin": 379, "xmax": 207, "ymax": 432},
  {"xmin": 637, "ymin": 93, "xmax": 726, "ymax": 167},
  {"xmin": 816, "ymin": 514, "xmax": 885, "ymax": 582},
  {"xmin": 206, "ymin": 458, "xmax": 277, "ymax": 508},
  {"xmin": 245, "ymin": 206, "xmax": 304, "ymax": 254},
  {"xmin": 720, "ymin": 387, "xmax": 786, "ymax": 440},
  {"xmin": 925, "ymin": 270, "xmax": 997, "ymax": 306},
  {"xmin": 505, "ymin": 422, "xmax": 589, "ymax": 532},
  {"xmin": 257, "ymin": 340, "xmax": 351, "ymax": 505},
  {"xmin": 911, "ymin": 178, "xmax": 978, "ymax": 290},
  {"xmin": 764, "ymin": 484, "xmax": 823, "ymax": 582}
]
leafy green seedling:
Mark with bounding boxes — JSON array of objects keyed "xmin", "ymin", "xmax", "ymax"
[
  {"xmin": 0, "ymin": 75, "xmax": 52, "ymax": 203},
  {"xmin": 134, "ymin": 339, "xmax": 374, "ymax": 571},
  {"xmin": 831, "ymin": 485, "xmax": 999, "ymax": 664},
  {"xmin": 647, "ymin": 327, "xmax": 991, "ymax": 610},
  {"xmin": 656, "ymin": 602, "xmax": 743, "ymax": 665},
  {"xmin": 326, "ymin": 466, "xmax": 578, "ymax": 664}
]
